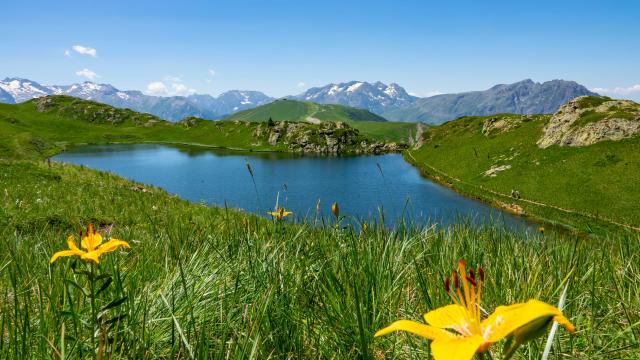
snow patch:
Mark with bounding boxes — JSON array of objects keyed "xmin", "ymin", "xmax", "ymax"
[{"xmin": 346, "ymin": 82, "xmax": 363, "ymax": 92}]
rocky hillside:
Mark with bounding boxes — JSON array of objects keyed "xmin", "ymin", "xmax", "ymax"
[
  {"xmin": 252, "ymin": 120, "xmax": 405, "ymax": 154},
  {"xmin": 385, "ymin": 79, "xmax": 598, "ymax": 123},
  {"xmin": 408, "ymin": 95, "xmax": 640, "ymax": 234},
  {"xmin": 31, "ymin": 96, "xmax": 164, "ymax": 126},
  {"xmin": 537, "ymin": 96, "xmax": 640, "ymax": 148}
]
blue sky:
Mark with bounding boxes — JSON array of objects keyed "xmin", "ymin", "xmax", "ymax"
[{"xmin": 2, "ymin": 0, "xmax": 639, "ymax": 99}]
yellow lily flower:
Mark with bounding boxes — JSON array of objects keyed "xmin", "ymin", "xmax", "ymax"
[
  {"xmin": 50, "ymin": 224, "xmax": 130, "ymax": 264},
  {"xmin": 268, "ymin": 207, "xmax": 292, "ymax": 219},
  {"xmin": 331, "ymin": 202, "xmax": 340, "ymax": 218},
  {"xmin": 375, "ymin": 260, "xmax": 575, "ymax": 360}
]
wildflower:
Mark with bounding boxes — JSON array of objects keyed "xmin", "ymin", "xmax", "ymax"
[
  {"xmin": 331, "ymin": 202, "xmax": 340, "ymax": 219},
  {"xmin": 538, "ymin": 226, "xmax": 545, "ymax": 234},
  {"xmin": 375, "ymin": 260, "xmax": 574, "ymax": 360},
  {"xmin": 268, "ymin": 207, "xmax": 292, "ymax": 219},
  {"xmin": 51, "ymin": 224, "xmax": 130, "ymax": 264}
]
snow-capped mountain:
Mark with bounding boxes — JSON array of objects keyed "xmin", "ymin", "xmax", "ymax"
[
  {"xmin": 0, "ymin": 77, "xmax": 274, "ymax": 121},
  {"xmin": 292, "ymin": 81, "xmax": 418, "ymax": 114},
  {"xmin": 0, "ymin": 77, "xmax": 52, "ymax": 103}
]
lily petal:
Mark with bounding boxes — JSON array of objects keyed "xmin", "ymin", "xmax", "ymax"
[
  {"xmin": 81, "ymin": 224, "xmax": 103, "ymax": 251},
  {"xmin": 375, "ymin": 320, "xmax": 453, "ymax": 340},
  {"xmin": 431, "ymin": 334, "xmax": 484, "ymax": 360},
  {"xmin": 50, "ymin": 249, "xmax": 84, "ymax": 263},
  {"xmin": 481, "ymin": 299, "xmax": 573, "ymax": 343},
  {"xmin": 67, "ymin": 235, "xmax": 81, "ymax": 251},
  {"xmin": 97, "ymin": 238, "xmax": 130, "ymax": 253},
  {"xmin": 424, "ymin": 304, "xmax": 471, "ymax": 334},
  {"xmin": 81, "ymin": 250, "xmax": 102, "ymax": 264}
]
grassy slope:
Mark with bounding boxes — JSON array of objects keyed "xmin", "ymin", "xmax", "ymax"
[
  {"xmin": 408, "ymin": 111, "xmax": 640, "ymax": 235},
  {"xmin": 223, "ymin": 99, "xmax": 418, "ymax": 142},
  {"xmin": 1, "ymin": 159, "xmax": 638, "ymax": 358}
]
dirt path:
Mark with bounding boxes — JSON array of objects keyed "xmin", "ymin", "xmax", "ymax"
[{"xmin": 406, "ymin": 151, "xmax": 640, "ymax": 232}]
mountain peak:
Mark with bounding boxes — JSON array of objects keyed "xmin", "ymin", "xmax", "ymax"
[{"xmin": 293, "ymin": 80, "xmax": 417, "ymax": 115}]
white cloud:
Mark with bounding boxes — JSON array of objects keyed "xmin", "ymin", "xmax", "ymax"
[
  {"xmin": 208, "ymin": 69, "xmax": 216, "ymax": 77},
  {"xmin": 145, "ymin": 81, "xmax": 196, "ymax": 96},
  {"xmin": 591, "ymin": 84, "xmax": 640, "ymax": 96},
  {"xmin": 205, "ymin": 79, "xmax": 212, "ymax": 84},
  {"xmin": 72, "ymin": 45, "xmax": 97, "ymax": 57},
  {"xmin": 297, "ymin": 82, "xmax": 306, "ymax": 88},
  {"xmin": 171, "ymin": 83, "xmax": 196, "ymax": 96},
  {"xmin": 64, "ymin": 50, "xmax": 71, "ymax": 57},
  {"xmin": 425, "ymin": 90, "xmax": 443, "ymax": 97},
  {"xmin": 75, "ymin": 68, "xmax": 100, "ymax": 80},
  {"xmin": 146, "ymin": 82, "xmax": 169, "ymax": 95}
]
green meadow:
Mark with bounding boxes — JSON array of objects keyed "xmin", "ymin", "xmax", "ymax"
[{"xmin": 1, "ymin": 160, "xmax": 638, "ymax": 358}]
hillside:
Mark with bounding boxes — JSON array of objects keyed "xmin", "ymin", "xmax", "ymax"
[
  {"xmin": 223, "ymin": 99, "xmax": 387, "ymax": 123},
  {"xmin": 385, "ymin": 79, "xmax": 597, "ymax": 124},
  {"xmin": 0, "ymin": 96, "xmax": 400, "ymax": 158},
  {"xmin": 222, "ymin": 99, "xmax": 418, "ymax": 143},
  {"xmin": 407, "ymin": 96, "xmax": 640, "ymax": 235}
]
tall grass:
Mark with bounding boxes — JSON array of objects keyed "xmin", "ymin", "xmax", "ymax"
[{"xmin": 0, "ymin": 160, "xmax": 639, "ymax": 358}]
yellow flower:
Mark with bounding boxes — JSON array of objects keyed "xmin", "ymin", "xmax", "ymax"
[
  {"xmin": 331, "ymin": 202, "xmax": 340, "ymax": 218},
  {"xmin": 268, "ymin": 207, "xmax": 292, "ymax": 219},
  {"xmin": 375, "ymin": 260, "xmax": 575, "ymax": 360},
  {"xmin": 50, "ymin": 224, "xmax": 130, "ymax": 264}
]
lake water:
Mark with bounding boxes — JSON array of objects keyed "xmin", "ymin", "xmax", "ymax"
[{"xmin": 53, "ymin": 144, "xmax": 534, "ymax": 231}]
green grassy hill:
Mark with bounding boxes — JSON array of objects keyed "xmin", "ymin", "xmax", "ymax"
[
  {"xmin": 0, "ymin": 96, "xmax": 400, "ymax": 159},
  {"xmin": 407, "ymin": 96, "xmax": 640, "ymax": 235},
  {"xmin": 223, "ymin": 99, "xmax": 387, "ymax": 122},
  {"xmin": 223, "ymin": 99, "xmax": 419, "ymax": 142}
]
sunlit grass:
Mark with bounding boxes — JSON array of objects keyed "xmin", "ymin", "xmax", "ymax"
[{"xmin": 0, "ymin": 159, "xmax": 638, "ymax": 358}]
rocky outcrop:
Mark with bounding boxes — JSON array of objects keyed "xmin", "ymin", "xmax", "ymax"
[
  {"xmin": 537, "ymin": 96, "xmax": 640, "ymax": 148},
  {"xmin": 254, "ymin": 121, "xmax": 406, "ymax": 155},
  {"xmin": 32, "ymin": 96, "xmax": 162, "ymax": 126},
  {"xmin": 483, "ymin": 164, "xmax": 511, "ymax": 177},
  {"xmin": 482, "ymin": 115, "xmax": 535, "ymax": 136}
]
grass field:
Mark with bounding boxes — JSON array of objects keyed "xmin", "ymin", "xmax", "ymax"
[
  {"xmin": 0, "ymin": 159, "xmax": 638, "ymax": 358},
  {"xmin": 408, "ymin": 112, "xmax": 640, "ymax": 236}
]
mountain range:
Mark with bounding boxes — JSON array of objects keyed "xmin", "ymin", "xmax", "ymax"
[
  {"xmin": 0, "ymin": 77, "xmax": 598, "ymax": 124},
  {"xmin": 290, "ymin": 81, "xmax": 417, "ymax": 114},
  {"xmin": 0, "ymin": 78, "xmax": 273, "ymax": 121},
  {"xmin": 382, "ymin": 79, "xmax": 598, "ymax": 123}
]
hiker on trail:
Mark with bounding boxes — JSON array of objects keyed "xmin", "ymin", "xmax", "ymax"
[{"xmin": 511, "ymin": 189, "xmax": 521, "ymax": 199}]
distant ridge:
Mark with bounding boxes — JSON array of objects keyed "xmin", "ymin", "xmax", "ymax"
[
  {"xmin": 0, "ymin": 77, "xmax": 274, "ymax": 121},
  {"xmin": 382, "ymin": 79, "xmax": 598, "ymax": 124},
  {"xmin": 0, "ymin": 77, "xmax": 598, "ymax": 124}
]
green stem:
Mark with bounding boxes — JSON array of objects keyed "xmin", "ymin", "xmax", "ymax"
[{"xmin": 89, "ymin": 263, "xmax": 97, "ymax": 359}]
